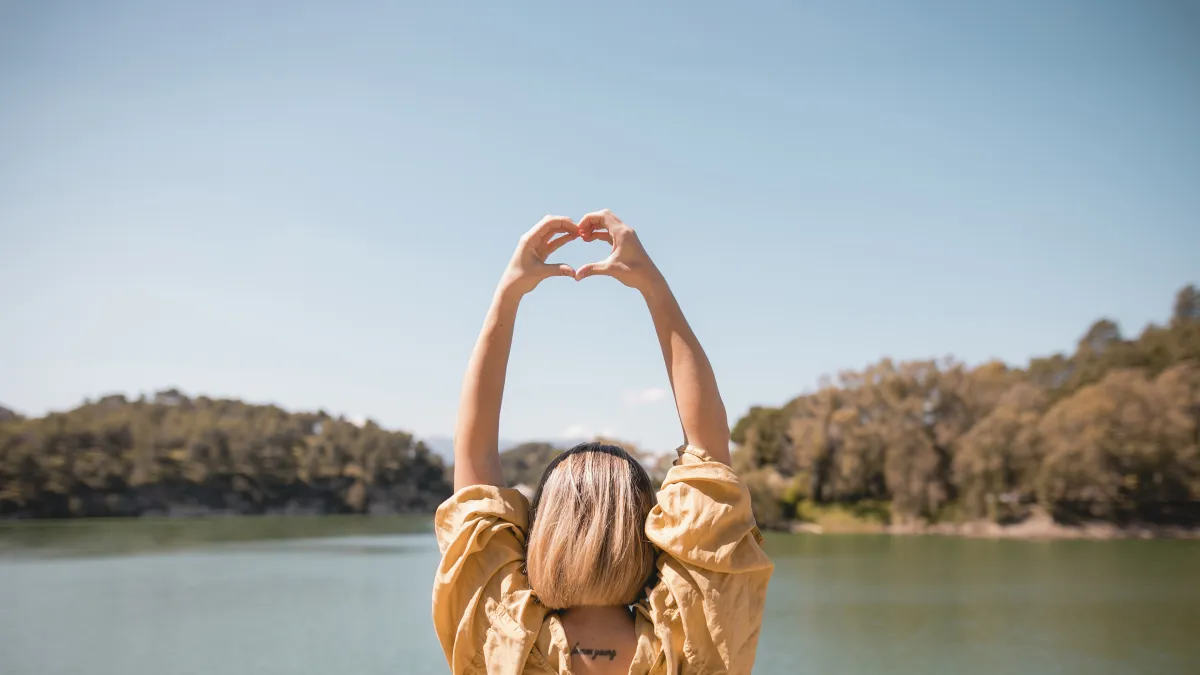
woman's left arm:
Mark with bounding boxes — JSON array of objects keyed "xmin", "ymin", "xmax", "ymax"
[{"xmin": 452, "ymin": 216, "xmax": 578, "ymax": 490}]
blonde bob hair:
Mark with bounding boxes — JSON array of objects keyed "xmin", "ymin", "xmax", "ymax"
[{"xmin": 526, "ymin": 442, "xmax": 657, "ymax": 609}]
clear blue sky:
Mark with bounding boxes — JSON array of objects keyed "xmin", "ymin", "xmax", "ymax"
[{"xmin": 1, "ymin": 1, "xmax": 1197, "ymax": 453}]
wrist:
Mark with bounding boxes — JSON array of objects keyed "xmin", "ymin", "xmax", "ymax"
[
  {"xmin": 495, "ymin": 274, "xmax": 526, "ymax": 302},
  {"xmin": 492, "ymin": 279, "xmax": 524, "ymax": 313},
  {"xmin": 638, "ymin": 269, "xmax": 670, "ymax": 303}
]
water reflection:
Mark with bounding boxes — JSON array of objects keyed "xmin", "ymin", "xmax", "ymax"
[
  {"xmin": 756, "ymin": 533, "xmax": 1200, "ymax": 674},
  {"xmin": 0, "ymin": 515, "xmax": 433, "ymax": 558},
  {"xmin": 1, "ymin": 522, "xmax": 1197, "ymax": 675}
]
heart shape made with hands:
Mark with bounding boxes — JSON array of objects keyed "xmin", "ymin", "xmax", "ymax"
[{"xmin": 524, "ymin": 210, "xmax": 647, "ymax": 288}]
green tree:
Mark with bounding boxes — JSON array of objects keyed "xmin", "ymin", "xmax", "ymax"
[
  {"xmin": 729, "ymin": 284, "xmax": 1200, "ymax": 529},
  {"xmin": 953, "ymin": 383, "xmax": 1047, "ymax": 521},
  {"xmin": 0, "ymin": 391, "xmax": 451, "ymax": 518}
]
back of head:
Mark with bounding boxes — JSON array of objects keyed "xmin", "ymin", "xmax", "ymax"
[{"xmin": 526, "ymin": 442, "xmax": 656, "ymax": 609}]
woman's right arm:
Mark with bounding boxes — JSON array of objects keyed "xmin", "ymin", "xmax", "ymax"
[
  {"xmin": 575, "ymin": 210, "xmax": 730, "ymax": 464},
  {"xmin": 453, "ymin": 215, "xmax": 578, "ymax": 490},
  {"xmin": 434, "ymin": 217, "xmax": 578, "ymax": 672}
]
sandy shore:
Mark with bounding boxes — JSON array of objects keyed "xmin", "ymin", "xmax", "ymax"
[{"xmin": 789, "ymin": 509, "xmax": 1200, "ymax": 540}]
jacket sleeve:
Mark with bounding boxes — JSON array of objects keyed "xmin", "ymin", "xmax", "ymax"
[
  {"xmin": 644, "ymin": 446, "xmax": 774, "ymax": 675},
  {"xmin": 431, "ymin": 485, "xmax": 546, "ymax": 674}
]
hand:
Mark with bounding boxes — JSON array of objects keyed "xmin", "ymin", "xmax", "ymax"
[
  {"xmin": 575, "ymin": 210, "xmax": 662, "ymax": 292},
  {"xmin": 499, "ymin": 215, "xmax": 579, "ymax": 298}
]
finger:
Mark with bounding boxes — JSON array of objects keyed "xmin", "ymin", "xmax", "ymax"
[
  {"xmin": 577, "ymin": 211, "xmax": 614, "ymax": 238},
  {"xmin": 574, "ymin": 260, "xmax": 613, "ymax": 281},
  {"xmin": 529, "ymin": 215, "xmax": 577, "ymax": 241},
  {"xmin": 582, "ymin": 231, "xmax": 613, "ymax": 245},
  {"xmin": 541, "ymin": 263, "xmax": 575, "ymax": 279},
  {"xmin": 545, "ymin": 231, "xmax": 578, "ymax": 255}
]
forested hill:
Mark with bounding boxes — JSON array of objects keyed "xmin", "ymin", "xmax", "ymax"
[
  {"xmin": 4, "ymin": 286, "xmax": 1197, "ymax": 525},
  {"xmin": 0, "ymin": 392, "xmax": 451, "ymax": 518},
  {"xmin": 497, "ymin": 438, "xmax": 676, "ymax": 492},
  {"xmin": 732, "ymin": 285, "xmax": 1200, "ymax": 530}
]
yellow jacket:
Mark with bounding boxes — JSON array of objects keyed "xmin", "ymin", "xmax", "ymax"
[{"xmin": 432, "ymin": 446, "xmax": 774, "ymax": 674}]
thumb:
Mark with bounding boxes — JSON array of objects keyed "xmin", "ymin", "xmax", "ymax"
[
  {"xmin": 542, "ymin": 263, "xmax": 575, "ymax": 279},
  {"xmin": 575, "ymin": 260, "xmax": 613, "ymax": 281}
]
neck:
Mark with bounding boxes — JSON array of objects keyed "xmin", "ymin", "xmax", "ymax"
[{"xmin": 561, "ymin": 605, "xmax": 631, "ymax": 622}]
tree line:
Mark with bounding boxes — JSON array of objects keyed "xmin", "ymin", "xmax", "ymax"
[
  {"xmin": 3, "ymin": 285, "xmax": 1196, "ymax": 526},
  {"xmin": 731, "ymin": 285, "xmax": 1200, "ymax": 529},
  {"xmin": 0, "ymin": 391, "xmax": 451, "ymax": 518},
  {"xmin": 498, "ymin": 438, "xmax": 674, "ymax": 493}
]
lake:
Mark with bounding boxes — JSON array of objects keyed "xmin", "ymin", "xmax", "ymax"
[{"xmin": 1, "ymin": 518, "xmax": 1197, "ymax": 675}]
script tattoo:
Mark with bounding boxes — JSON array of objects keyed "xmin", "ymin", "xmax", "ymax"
[{"xmin": 570, "ymin": 641, "xmax": 617, "ymax": 662}]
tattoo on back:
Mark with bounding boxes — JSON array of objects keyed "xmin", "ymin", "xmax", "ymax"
[{"xmin": 571, "ymin": 641, "xmax": 617, "ymax": 662}]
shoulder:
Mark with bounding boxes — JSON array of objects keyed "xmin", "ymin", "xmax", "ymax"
[{"xmin": 434, "ymin": 484, "xmax": 531, "ymax": 553}]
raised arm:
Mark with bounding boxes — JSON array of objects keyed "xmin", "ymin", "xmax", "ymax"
[
  {"xmin": 453, "ymin": 216, "xmax": 579, "ymax": 490},
  {"xmin": 576, "ymin": 210, "xmax": 731, "ymax": 464}
]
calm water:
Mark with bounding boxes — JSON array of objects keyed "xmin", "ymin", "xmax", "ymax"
[{"xmin": 1, "ymin": 518, "xmax": 1197, "ymax": 675}]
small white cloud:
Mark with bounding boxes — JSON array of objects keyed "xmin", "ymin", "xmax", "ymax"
[
  {"xmin": 347, "ymin": 414, "xmax": 368, "ymax": 427},
  {"xmin": 623, "ymin": 387, "xmax": 667, "ymax": 405},
  {"xmin": 560, "ymin": 425, "xmax": 622, "ymax": 442},
  {"xmin": 561, "ymin": 424, "xmax": 593, "ymax": 439}
]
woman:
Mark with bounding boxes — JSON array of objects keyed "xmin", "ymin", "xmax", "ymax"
[{"xmin": 432, "ymin": 210, "xmax": 773, "ymax": 674}]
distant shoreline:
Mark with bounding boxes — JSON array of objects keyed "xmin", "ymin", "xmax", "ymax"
[
  {"xmin": 7, "ymin": 510, "xmax": 1196, "ymax": 541},
  {"xmin": 0, "ymin": 504, "xmax": 435, "ymax": 521},
  {"xmin": 787, "ymin": 514, "xmax": 1200, "ymax": 540}
]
